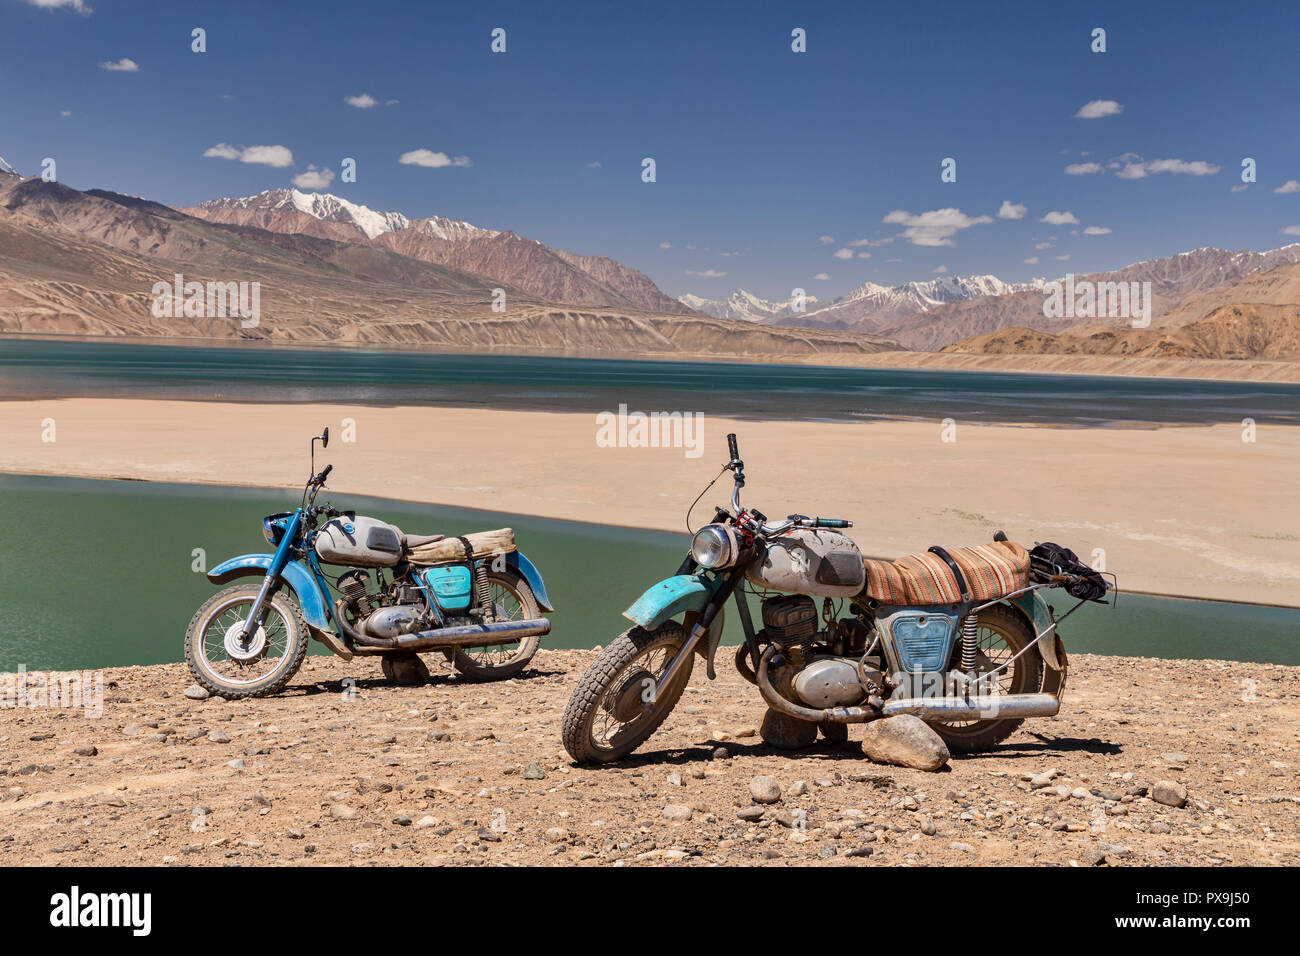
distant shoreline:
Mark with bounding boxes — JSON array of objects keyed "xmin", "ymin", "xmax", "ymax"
[{"xmin": 3, "ymin": 330, "xmax": 1299, "ymax": 384}]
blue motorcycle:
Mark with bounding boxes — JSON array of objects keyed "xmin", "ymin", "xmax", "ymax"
[{"xmin": 184, "ymin": 428, "xmax": 553, "ymax": 698}]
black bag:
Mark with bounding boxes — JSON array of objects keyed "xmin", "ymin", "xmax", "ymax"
[{"xmin": 1030, "ymin": 542, "xmax": 1108, "ymax": 601}]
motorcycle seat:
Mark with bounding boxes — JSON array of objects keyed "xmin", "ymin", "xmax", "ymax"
[
  {"xmin": 400, "ymin": 532, "xmax": 445, "ymax": 549},
  {"xmin": 862, "ymin": 540, "xmax": 1029, "ymax": 605}
]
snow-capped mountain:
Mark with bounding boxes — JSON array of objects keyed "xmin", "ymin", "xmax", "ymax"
[
  {"xmin": 682, "ymin": 273, "xmax": 1042, "ymax": 331},
  {"xmin": 190, "ymin": 189, "xmax": 494, "ymax": 242},
  {"xmin": 0, "ymin": 154, "xmax": 20, "ymax": 177},
  {"xmin": 678, "ymin": 289, "xmax": 820, "ymax": 322},
  {"xmin": 184, "ymin": 189, "xmax": 691, "ymax": 314}
]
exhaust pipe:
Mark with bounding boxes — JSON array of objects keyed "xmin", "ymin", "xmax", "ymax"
[
  {"xmin": 882, "ymin": 692, "xmax": 1061, "ymax": 721},
  {"xmin": 334, "ymin": 599, "xmax": 550, "ymax": 652},
  {"xmin": 390, "ymin": 617, "xmax": 551, "ymax": 652}
]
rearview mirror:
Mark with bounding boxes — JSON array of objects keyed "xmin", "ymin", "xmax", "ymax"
[{"xmin": 320, "ymin": 427, "xmax": 329, "ymax": 449}]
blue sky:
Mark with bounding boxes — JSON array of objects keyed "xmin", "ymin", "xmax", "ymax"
[{"xmin": 3, "ymin": 0, "xmax": 1299, "ymax": 301}]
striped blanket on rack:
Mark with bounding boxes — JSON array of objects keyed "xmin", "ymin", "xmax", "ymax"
[{"xmin": 862, "ymin": 540, "xmax": 1030, "ymax": 605}]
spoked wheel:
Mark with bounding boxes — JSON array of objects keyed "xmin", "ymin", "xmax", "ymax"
[
  {"xmin": 184, "ymin": 584, "xmax": 308, "ymax": 699},
  {"xmin": 927, "ymin": 603, "xmax": 1043, "ymax": 753},
  {"xmin": 448, "ymin": 570, "xmax": 542, "ymax": 682},
  {"xmin": 562, "ymin": 621, "xmax": 693, "ymax": 764}
]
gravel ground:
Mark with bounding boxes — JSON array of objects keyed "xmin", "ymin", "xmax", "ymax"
[{"xmin": 1, "ymin": 649, "xmax": 1296, "ymax": 866}]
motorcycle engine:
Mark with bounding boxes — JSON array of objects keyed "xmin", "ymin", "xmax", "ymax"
[
  {"xmin": 761, "ymin": 594, "xmax": 882, "ymax": 708},
  {"xmin": 337, "ymin": 569, "xmax": 427, "ymax": 638}
]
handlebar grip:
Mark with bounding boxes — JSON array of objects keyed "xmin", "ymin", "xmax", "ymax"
[
  {"xmin": 319, "ymin": 464, "xmax": 333, "ymax": 481},
  {"xmin": 727, "ymin": 433, "xmax": 739, "ymax": 462},
  {"xmin": 815, "ymin": 517, "xmax": 852, "ymax": 529}
]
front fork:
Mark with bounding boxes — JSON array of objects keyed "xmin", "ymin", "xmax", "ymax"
[
  {"xmin": 239, "ymin": 513, "xmax": 301, "ymax": 642},
  {"xmin": 652, "ymin": 566, "xmax": 745, "ymax": 700}
]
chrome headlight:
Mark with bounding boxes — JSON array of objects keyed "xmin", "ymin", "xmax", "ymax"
[{"xmin": 691, "ymin": 524, "xmax": 738, "ymax": 569}]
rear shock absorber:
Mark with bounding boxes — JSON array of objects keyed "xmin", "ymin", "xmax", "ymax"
[
  {"xmin": 476, "ymin": 566, "xmax": 494, "ymax": 623},
  {"xmin": 960, "ymin": 613, "xmax": 979, "ymax": 671}
]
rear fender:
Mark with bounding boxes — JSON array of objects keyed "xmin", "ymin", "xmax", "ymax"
[
  {"xmin": 504, "ymin": 550, "xmax": 553, "ymax": 612},
  {"xmin": 207, "ymin": 554, "xmax": 332, "ymax": 630},
  {"xmin": 1010, "ymin": 591, "xmax": 1069, "ymax": 697}
]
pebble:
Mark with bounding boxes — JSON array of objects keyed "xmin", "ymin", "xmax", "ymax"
[
  {"xmin": 74, "ymin": 745, "xmax": 98, "ymax": 757},
  {"xmin": 207, "ymin": 730, "xmax": 232, "ymax": 744},
  {"xmin": 737, "ymin": 806, "xmax": 766, "ymax": 822},
  {"xmin": 662, "ymin": 804, "xmax": 695, "ymax": 822},
  {"xmin": 329, "ymin": 804, "xmax": 357, "ymax": 820},
  {"xmin": 523, "ymin": 762, "xmax": 546, "ymax": 780},
  {"xmin": 1152, "ymin": 780, "xmax": 1188, "ymax": 808},
  {"xmin": 789, "ymin": 780, "xmax": 809, "ymax": 797},
  {"xmin": 415, "ymin": 816, "xmax": 440, "ymax": 829},
  {"xmin": 184, "ymin": 685, "xmax": 210, "ymax": 701}
]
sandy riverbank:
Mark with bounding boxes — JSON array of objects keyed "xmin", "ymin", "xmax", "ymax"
[
  {"xmin": 0, "ymin": 398, "xmax": 1297, "ymax": 605},
  {"xmin": 0, "ymin": 650, "xmax": 1296, "ymax": 866}
]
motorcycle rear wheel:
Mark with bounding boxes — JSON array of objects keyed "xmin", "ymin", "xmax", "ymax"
[
  {"xmin": 184, "ymin": 584, "xmax": 308, "ymax": 699},
  {"xmin": 927, "ymin": 603, "xmax": 1043, "ymax": 753},
  {"xmin": 448, "ymin": 570, "xmax": 542, "ymax": 682},
  {"xmin": 562, "ymin": 621, "xmax": 693, "ymax": 764}
]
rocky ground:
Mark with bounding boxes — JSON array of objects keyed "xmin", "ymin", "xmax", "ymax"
[{"xmin": 1, "ymin": 650, "xmax": 1297, "ymax": 867}]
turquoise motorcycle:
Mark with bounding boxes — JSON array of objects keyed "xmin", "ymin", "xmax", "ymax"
[
  {"xmin": 184, "ymin": 428, "xmax": 553, "ymax": 698},
  {"xmin": 562, "ymin": 433, "xmax": 1106, "ymax": 763}
]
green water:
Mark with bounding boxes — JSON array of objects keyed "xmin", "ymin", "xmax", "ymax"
[{"xmin": 0, "ymin": 473, "xmax": 1296, "ymax": 671}]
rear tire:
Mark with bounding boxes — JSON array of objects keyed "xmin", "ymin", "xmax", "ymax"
[
  {"xmin": 562, "ymin": 622, "xmax": 692, "ymax": 764},
  {"xmin": 927, "ymin": 603, "xmax": 1043, "ymax": 753},
  {"xmin": 449, "ymin": 570, "xmax": 543, "ymax": 682}
]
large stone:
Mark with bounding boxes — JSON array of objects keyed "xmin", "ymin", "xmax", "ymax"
[
  {"xmin": 1152, "ymin": 780, "xmax": 1188, "ymax": 808},
  {"xmin": 860, "ymin": 715, "xmax": 950, "ymax": 771},
  {"xmin": 759, "ymin": 708, "xmax": 819, "ymax": 751},
  {"xmin": 381, "ymin": 654, "xmax": 430, "ymax": 686},
  {"xmin": 748, "ymin": 775, "xmax": 782, "ymax": 804}
]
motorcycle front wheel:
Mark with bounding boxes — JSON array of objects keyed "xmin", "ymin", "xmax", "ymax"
[
  {"xmin": 562, "ymin": 621, "xmax": 693, "ymax": 764},
  {"xmin": 184, "ymin": 584, "xmax": 308, "ymax": 699}
]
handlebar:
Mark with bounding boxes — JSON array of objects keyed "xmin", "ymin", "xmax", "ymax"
[
  {"xmin": 727, "ymin": 433, "xmax": 740, "ymax": 464},
  {"xmin": 319, "ymin": 463, "xmax": 333, "ymax": 482}
]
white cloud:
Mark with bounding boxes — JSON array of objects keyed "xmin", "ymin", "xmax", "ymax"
[
  {"xmin": 1083, "ymin": 226, "xmax": 1112, "ymax": 235},
  {"xmin": 586, "ymin": 161, "xmax": 601, "ymax": 168},
  {"xmin": 30, "ymin": 0, "xmax": 91, "ymax": 13},
  {"xmin": 292, "ymin": 165, "xmax": 335, "ymax": 189},
  {"xmin": 933, "ymin": 265, "xmax": 948, "ymax": 274},
  {"xmin": 997, "ymin": 200, "xmax": 1027, "ymax": 220},
  {"xmin": 1056, "ymin": 254, "xmax": 1071, "ymax": 261},
  {"xmin": 685, "ymin": 269, "xmax": 726, "ymax": 277},
  {"xmin": 818, "ymin": 235, "xmax": 835, "ymax": 244},
  {"xmin": 239, "ymin": 145, "xmax": 294, "ymax": 167},
  {"xmin": 1075, "ymin": 99, "xmax": 1122, "ymax": 119},
  {"xmin": 1023, "ymin": 257, "xmax": 1039, "ymax": 264},
  {"xmin": 856, "ymin": 251, "xmax": 871, "ymax": 259},
  {"xmin": 1035, "ymin": 241, "xmax": 1055, "ymax": 249},
  {"xmin": 1114, "ymin": 157, "xmax": 1221, "ymax": 179},
  {"xmin": 832, "ymin": 247, "xmax": 854, "ymax": 259},
  {"xmin": 1065, "ymin": 162, "xmax": 1103, "ymax": 175},
  {"xmin": 1039, "ymin": 210, "xmax": 1079, "ymax": 225},
  {"xmin": 1274, "ymin": 180, "xmax": 1300, "ymax": 194},
  {"xmin": 99, "ymin": 58, "xmax": 139, "ymax": 72},
  {"xmin": 658, "ymin": 241, "xmax": 672, "ymax": 249},
  {"xmin": 202, "ymin": 143, "xmax": 242, "ymax": 160},
  {"xmin": 399, "ymin": 149, "xmax": 472, "ymax": 168},
  {"xmin": 344, "ymin": 93, "xmax": 378, "ymax": 109},
  {"xmin": 203, "ymin": 143, "xmax": 295, "ymax": 167},
  {"xmin": 812, "ymin": 272, "xmax": 829, "ymax": 280},
  {"xmin": 59, "ymin": 110, "xmax": 71, "ymax": 117},
  {"xmin": 1231, "ymin": 184, "xmax": 1249, "ymax": 192},
  {"xmin": 1283, "ymin": 226, "xmax": 1300, "ymax": 236},
  {"xmin": 385, "ymin": 99, "xmax": 399, "ymax": 106},
  {"xmin": 882, "ymin": 207, "xmax": 993, "ymax": 246},
  {"xmin": 847, "ymin": 237, "xmax": 893, "ymax": 247}
]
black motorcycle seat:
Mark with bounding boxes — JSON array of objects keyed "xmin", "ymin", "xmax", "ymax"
[{"xmin": 401, "ymin": 532, "xmax": 445, "ymax": 549}]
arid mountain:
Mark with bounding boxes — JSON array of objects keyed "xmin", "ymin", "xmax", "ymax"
[
  {"xmin": 878, "ymin": 245, "xmax": 1300, "ymax": 350},
  {"xmin": 0, "ymin": 175, "xmax": 901, "ymax": 359},
  {"xmin": 944, "ymin": 305, "xmax": 1300, "ymax": 360},
  {"xmin": 184, "ymin": 189, "xmax": 693, "ymax": 315},
  {"xmin": 789, "ymin": 274, "xmax": 1043, "ymax": 333},
  {"xmin": 944, "ymin": 262, "xmax": 1300, "ymax": 360}
]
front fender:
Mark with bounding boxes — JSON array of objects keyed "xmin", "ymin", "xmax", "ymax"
[
  {"xmin": 506, "ymin": 550, "xmax": 553, "ymax": 612},
  {"xmin": 207, "ymin": 554, "xmax": 332, "ymax": 630},
  {"xmin": 624, "ymin": 573, "xmax": 725, "ymax": 631}
]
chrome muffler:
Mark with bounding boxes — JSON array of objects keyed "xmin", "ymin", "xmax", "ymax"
[
  {"xmin": 882, "ymin": 692, "xmax": 1061, "ymax": 721},
  {"xmin": 391, "ymin": 617, "xmax": 552, "ymax": 651}
]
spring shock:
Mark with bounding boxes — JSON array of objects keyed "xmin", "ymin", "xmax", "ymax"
[
  {"xmin": 960, "ymin": 613, "xmax": 979, "ymax": 671},
  {"xmin": 476, "ymin": 563, "xmax": 494, "ymax": 623}
]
